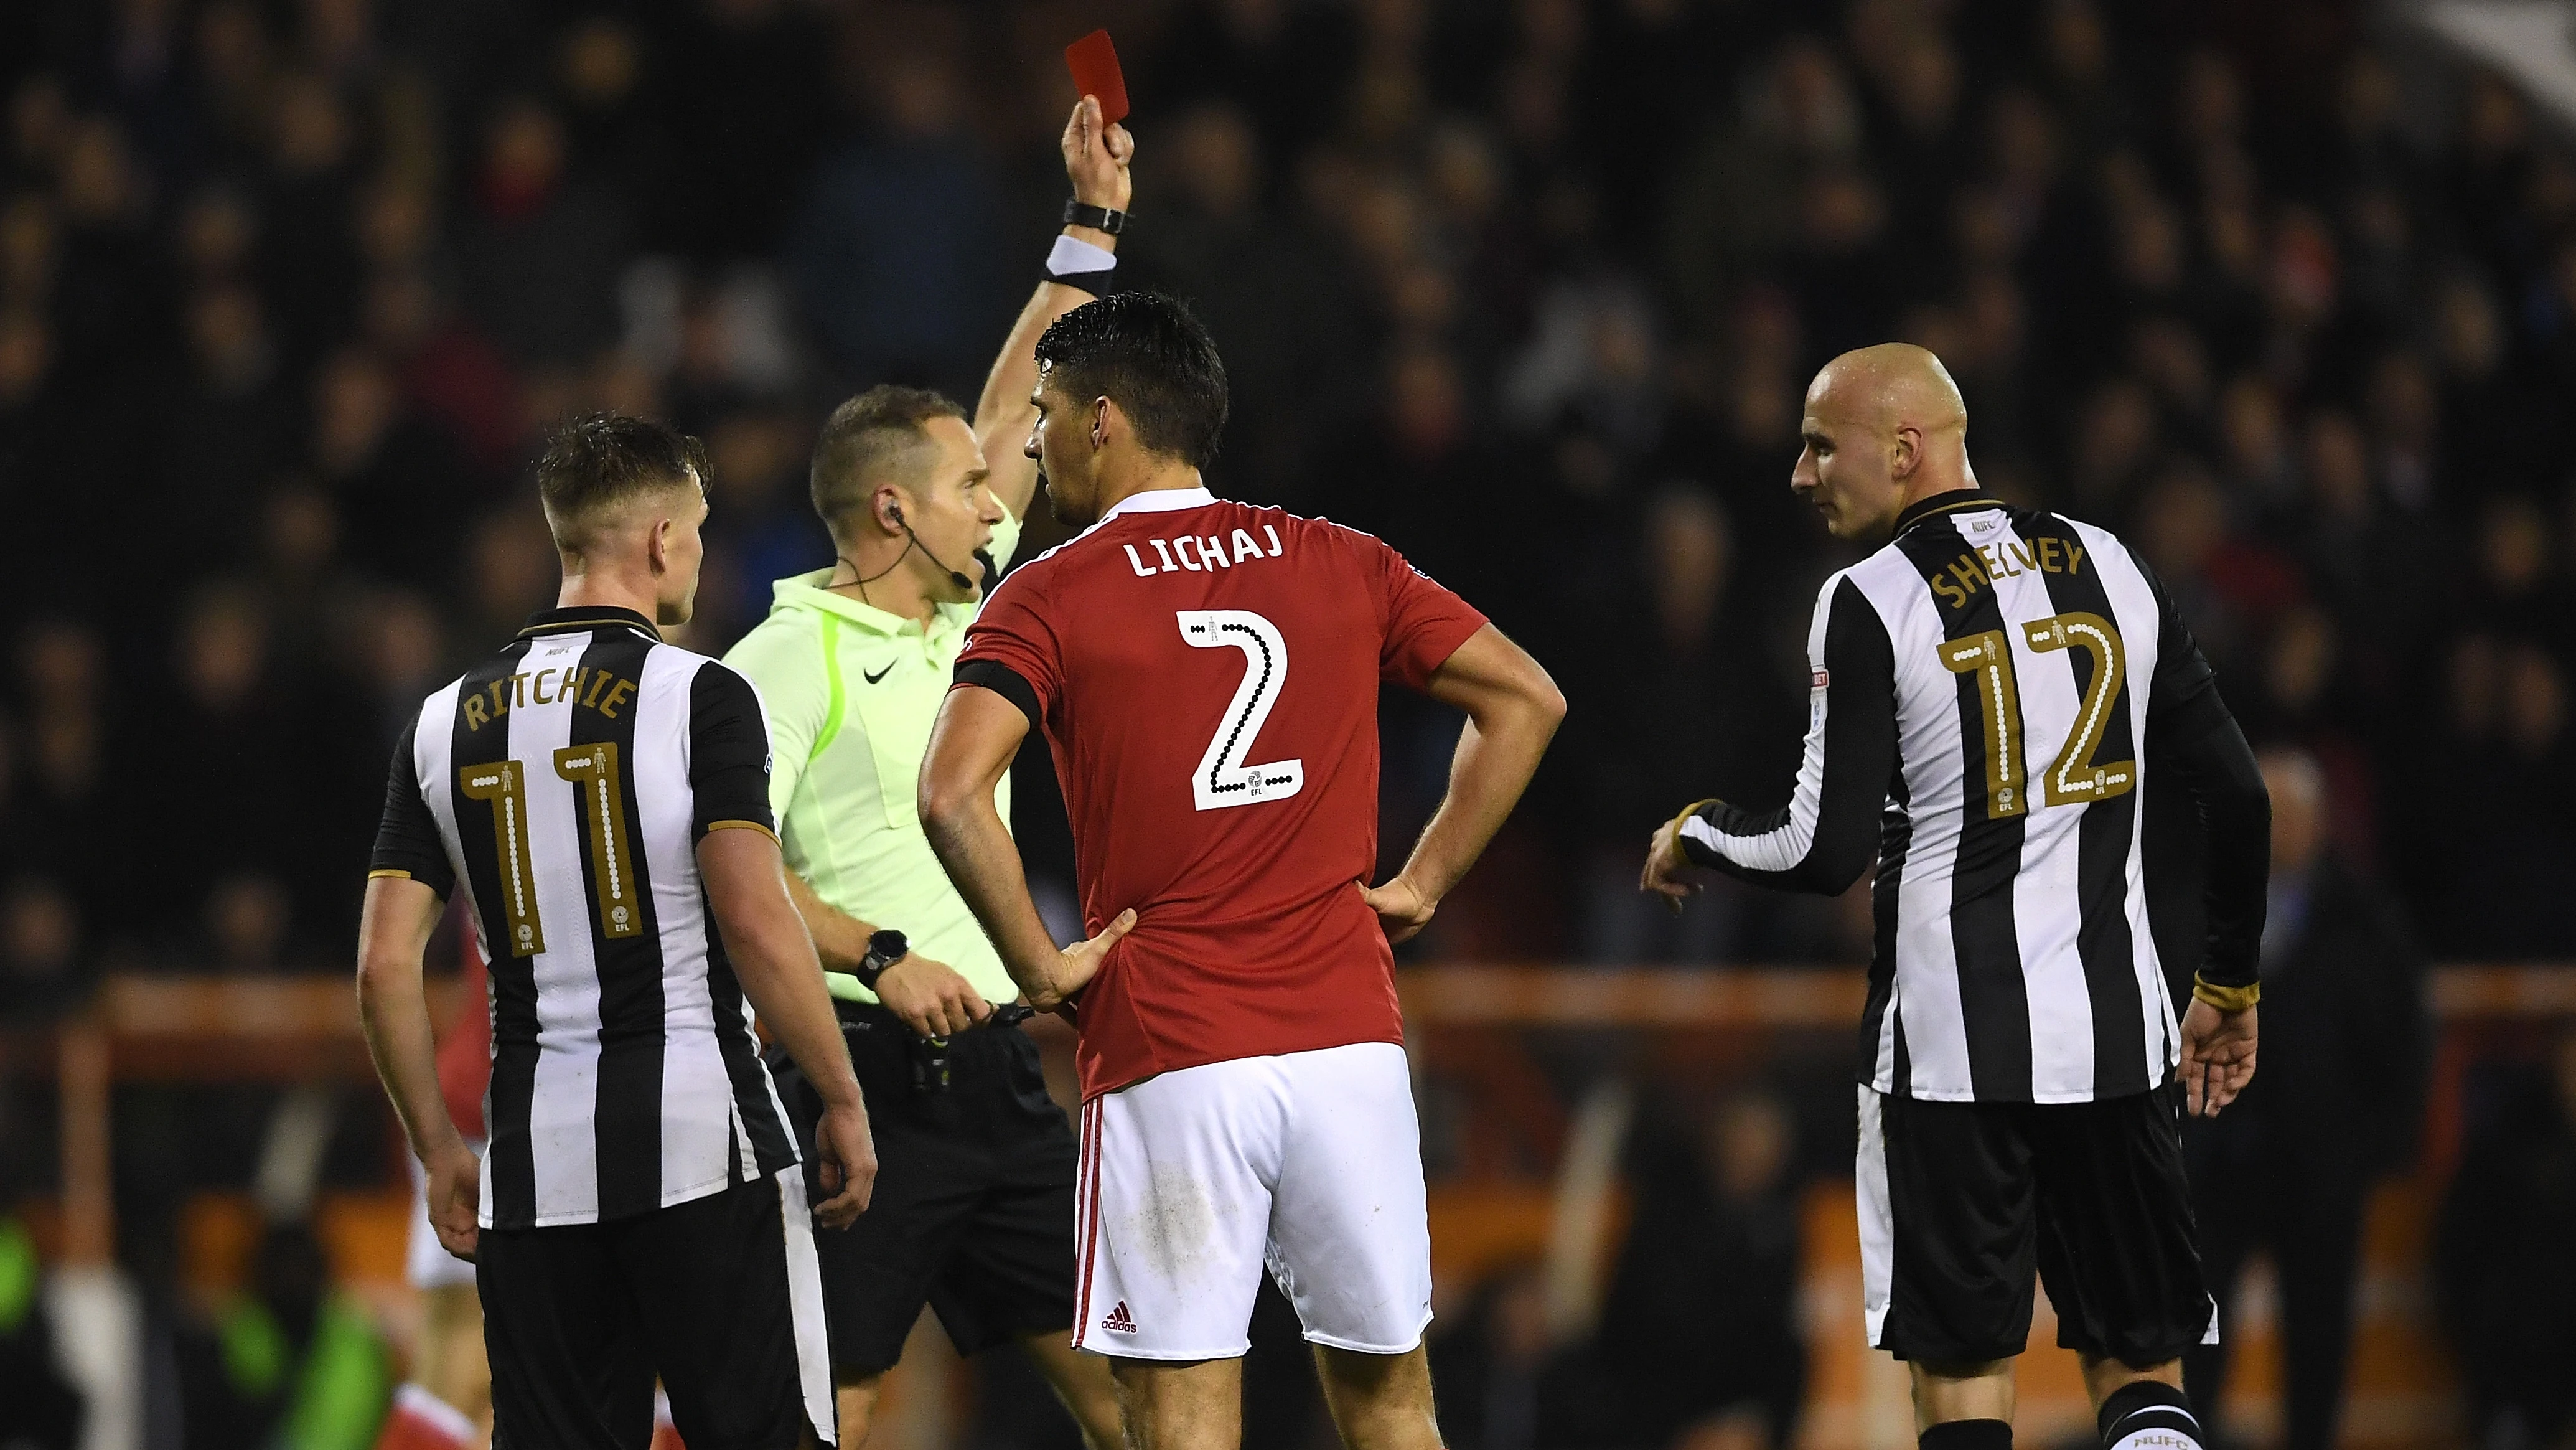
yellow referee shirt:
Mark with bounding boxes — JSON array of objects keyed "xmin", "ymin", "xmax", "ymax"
[{"xmin": 721, "ymin": 508, "xmax": 1023, "ymax": 1007}]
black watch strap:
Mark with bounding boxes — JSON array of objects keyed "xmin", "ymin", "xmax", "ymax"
[
  {"xmin": 1063, "ymin": 200, "xmax": 1126, "ymax": 235},
  {"xmin": 855, "ymin": 929, "xmax": 908, "ymax": 992}
]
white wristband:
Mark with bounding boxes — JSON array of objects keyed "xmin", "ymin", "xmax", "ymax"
[{"xmin": 1047, "ymin": 234, "xmax": 1117, "ymax": 276}]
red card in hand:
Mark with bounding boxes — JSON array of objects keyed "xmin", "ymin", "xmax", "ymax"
[{"xmin": 1064, "ymin": 30, "xmax": 1130, "ymax": 124}]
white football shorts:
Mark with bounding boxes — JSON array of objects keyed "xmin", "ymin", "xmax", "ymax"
[
  {"xmin": 1071, "ymin": 1041, "xmax": 1433, "ymax": 1360},
  {"xmin": 406, "ymin": 1140, "xmax": 485, "ymax": 1292}
]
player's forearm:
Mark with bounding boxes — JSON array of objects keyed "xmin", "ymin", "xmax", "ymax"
[
  {"xmin": 701, "ymin": 834, "xmax": 863, "ymax": 1108},
  {"xmin": 733, "ymin": 939, "xmax": 863, "ymax": 1110},
  {"xmin": 355, "ymin": 877, "xmax": 468, "ymax": 1166},
  {"xmin": 358, "ymin": 969, "xmax": 468, "ymax": 1165},
  {"xmin": 784, "ymin": 871, "xmax": 878, "ymax": 975},
  {"xmin": 921, "ymin": 794, "xmax": 1068, "ymax": 1005},
  {"xmin": 976, "ymin": 261, "xmax": 1113, "ymax": 520},
  {"xmin": 1399, "ymin": 684, "xmax": 1564, "ymax": 903},
  {"xmin": 1675, "ymin": 579, "xmax": 1892, "ymax": 896}
]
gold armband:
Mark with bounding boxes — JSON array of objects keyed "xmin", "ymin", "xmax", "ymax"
[
  {"xmin": 2191, "ymin": 977, "xmax": 2260, "ymax": 1014},
  {"xmin": 1666, "ymin": 799, "xmax": 1721, "ymax": 864}
]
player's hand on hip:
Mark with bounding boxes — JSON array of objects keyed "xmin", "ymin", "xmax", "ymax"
[
  {"xmin": 1061, "ymin": 95, "xmax": 1133, "ymax": 212},
  {"xmin": 426, "ymin": 1143, "xmax": 481, "ymax": 1263},
  {"xmin": 1640, "ymin": 821, "xmax": 1701, "ymax": 913},
  {"xmin": 874, "ymin": 953, "xmax": 992, "ymax": 1039},
  {"xmin": 1360, "ymin": 874, "xmax": 1436, "ymax": 945},
  {"xmin": 2178, "ymin": 999, "xmax": 2259, "ymax": 1118},
  {"xmin": 812, "ymin": 1099, "xmax": 877, "ymax": 1230},
  {"xmin": 1033, "ymin": 908, "xmax": 1136, "ymax": 1012}
]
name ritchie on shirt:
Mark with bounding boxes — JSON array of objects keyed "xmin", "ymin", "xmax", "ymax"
[
  {"xmin": 1123, "ymin": 525, "xmax": 1286, "ymax": 577},
  {"xmin": 462, "ymin": 665, "xmax": 637, "ymax": 730}
]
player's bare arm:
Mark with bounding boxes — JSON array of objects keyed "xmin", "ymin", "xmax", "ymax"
[
  {"xmin": 974, "ymin": 95, "xmax": 1133, "ymax": 520},
  {"xmin": 356, "ymin": 873, "xmax": 480, "ymax": 1262},
  {"xmin": 1362, "ymin": 624, "xmax": 1566, "ymax": 944},
  {"xmin": 781, "ymin": 871, "xmax": 990, "ymax": 1038},
  {"xmin": 919, "ymin": 682, "xmax": 1135, "ymax": 1009},
  {"xmin": 699, "ymin": 827, "xmax": 878, "ymax": 1228}
]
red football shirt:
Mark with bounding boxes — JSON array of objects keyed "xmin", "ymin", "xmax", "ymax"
[{"xmin": 957, "ymin": 489, "xmax": 1488, "ymax": 1099}]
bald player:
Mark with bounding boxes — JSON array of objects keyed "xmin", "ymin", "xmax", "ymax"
[{"xmin": 1642, "ymin": 346, "xmax": 2271, "ymax": 1450}]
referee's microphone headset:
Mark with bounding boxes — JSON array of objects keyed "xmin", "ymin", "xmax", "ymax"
[
  {"xmin": 840, "ymin": 502, "xmax": 985, "ymax": 593},
  {"xmin": 891, "ymin": 504, "xmax": 977, "ymax": 591}
]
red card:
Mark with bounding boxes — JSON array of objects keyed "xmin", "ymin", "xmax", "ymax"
[{"xmin": 1064, "ymin": 29, "xmax": 1130, "ymax": 124}]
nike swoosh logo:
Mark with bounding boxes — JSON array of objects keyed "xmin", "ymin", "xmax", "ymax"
[{"xmin": 862, "ymin": 662, "xmax": 895, "ymax": 684}]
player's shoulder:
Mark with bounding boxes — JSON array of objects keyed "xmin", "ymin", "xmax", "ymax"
[
  {"xmin": 1827, "ymin": 547, "xmax": 1917, "ymax": 620},
  {"xmin": 2002, "ymin": 504, "xmax": 2147, "ymax": 586}
]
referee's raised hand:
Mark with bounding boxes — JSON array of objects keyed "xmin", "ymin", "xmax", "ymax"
[
  {"xmin": 2179, "ymin": 999, "xmax": 2259, "ymax": 1117},
  {"xmin": 1061, "ymin": 93, "xmax": 1133, "ymax": 217}
]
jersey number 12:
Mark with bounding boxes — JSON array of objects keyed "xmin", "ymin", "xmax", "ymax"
[
  {"xmin": 1177, "ymin": 610, "xmax": 1305, "ymax": 812},
  {"xmin": 1938, "ymin": 611, "xmax": 2134, "ymax": 819}
]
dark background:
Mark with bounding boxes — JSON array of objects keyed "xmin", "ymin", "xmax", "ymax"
[{"xmin": 2, "ymin": 2, "xmax": 2574, "ymax": 1448}]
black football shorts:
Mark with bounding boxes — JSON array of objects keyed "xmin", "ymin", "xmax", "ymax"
[
  {"xmin": 767, "ymin": 1005, "xmax": 1080, "ymax": 1378},
  {"xmin": 1857, "ymin": 1080, "xmax": 2218, "ymax": 1368},
  {"xmin": 478, "ymin": 1166, "xmax": 834, "ymax": 1450}
]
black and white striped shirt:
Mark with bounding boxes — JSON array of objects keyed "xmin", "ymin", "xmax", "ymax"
[
  {"xmin": 371, "ymin": 606, "xmax": 800, "ymax": 1229},
  {"xmin": 1677, "ymin": 491, "xmax": 2267, "ymax": 1104}
]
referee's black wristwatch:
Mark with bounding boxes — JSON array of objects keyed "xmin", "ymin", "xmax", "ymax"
[{"xmin": 854, "ymin": 929, "xmax": 908, "ymax": 993}]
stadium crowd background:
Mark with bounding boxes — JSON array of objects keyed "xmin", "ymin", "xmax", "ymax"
[{"xmin": 2, "ymin": 1, "xmax": 2575, "ymax": 1448}]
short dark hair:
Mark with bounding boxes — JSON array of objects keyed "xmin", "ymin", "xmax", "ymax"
[
  {"xmin": 535, "ymin": 412, "xmax": 706, "ymax": 549},
  {"xmin": 809, "ymin": 385, "xmax": 968, "ymax": 534},
  {"xmin": 1033, "ymin": 292, "xmax": 1229, "ymax": 469}
]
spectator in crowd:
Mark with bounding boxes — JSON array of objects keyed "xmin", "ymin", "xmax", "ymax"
[
  {"xmin": 2438, "ymin": 1026, "xmax": 2576, "ymax": 1450},
  {"xmin": 2185, "ymin": 749, "xmax": 2430, "ymax": 1450},
  {"xmin": 174, "ymin": 1219, "xmax": 390, "ymax": 1450},
  {"xmin": 0, "ymin": 1182, "xmax": 82, "ymax": 1450},
  {"xmin": 1595, "ymin": 1091, "xmax": 1806, "ymax": 1450},
  {"xmin": 1428, "ymin": 1259, "xmax": 1603, "ymax": 1450},
  {"xmin": 0, "ymin": 874, "xmax": 87, "ymax": 1023}
]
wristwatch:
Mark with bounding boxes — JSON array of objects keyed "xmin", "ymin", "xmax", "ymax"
[
  {"xmin": 1063, "ymin": 200, "xmax": 1126, "ymax": 234},
  {"xmin": 855, "ymin": 929, "xmax": 908, "ymax": 993}
]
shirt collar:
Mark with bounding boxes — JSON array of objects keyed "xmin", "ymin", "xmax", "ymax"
[
  {"xmin": 770, "ymin": 568, "xmax": 963, "ymax": 638},
  {"xmin": 520, "ymin": 605, "xmax": 660, "ymax": 640},
  {"xmin": 1096, "ymin": 486, "xmax": 1217, "ymax": 528},
  {"xmin": 1892, "ymin": 487, "xmax": 2002, "ymax": 539}
]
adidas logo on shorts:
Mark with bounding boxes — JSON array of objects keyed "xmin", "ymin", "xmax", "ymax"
[{"xmin": 1100, "ymin": 1301, "xmax": 1138, "ymax": 1335}]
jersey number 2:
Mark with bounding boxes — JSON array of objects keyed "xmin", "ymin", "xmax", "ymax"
[
  {"xmin": 1937, "ymin": 611, "xmax": 2134, "ymax": 820},
  {"xmin": 1177, "ymin": 610, "xmax": 1306, "ymax": 811},
  {"xmin": 459, "ymin": 743, "xmax": 643, "ymax": 957}
]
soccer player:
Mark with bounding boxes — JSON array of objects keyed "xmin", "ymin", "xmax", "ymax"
[
  {"xmin": 358, "ymin": 413, "xmax": 876, "ymax": 1449},
  {"xmin": 720, "ymin": 96, "xmax": 1130, "ymax": 1448},
  {"xmin": 1640, "ymin": 345, "xmax": 2269, "ymax": 1450},
  {"xmin": 919, "ymin": 291, "xmax": 1565, "ymax": 1450}
]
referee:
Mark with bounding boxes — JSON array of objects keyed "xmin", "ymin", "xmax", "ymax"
[
  {"xmin": 719, "ymin": 96, "xmax": 1128, "ymax": 1449},
  {"xmin": 358, "ymin": 413, "xmax": 875, "ymax": 1448},
  {"xmin": 1642, "ymin": 346, "xmax": 2269, "ymax": 1450}
]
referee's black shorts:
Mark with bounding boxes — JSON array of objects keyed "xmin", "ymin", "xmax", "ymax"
[
  {"xmin": 767, "ymin": 1004, "xmax": 1079, "ymax": 1378},
  {"xmin": 477, "ymin": 1167, "xmax": 833, "ymax": 1450},
  {"xmin": 1858, "ymin": 1080, "xmax": 2218, "ymax": 1369}
]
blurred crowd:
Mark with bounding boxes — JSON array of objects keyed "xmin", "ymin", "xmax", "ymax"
[
  {"xmin": 0, "ymin": 2, "xmax": 2572, "ymax": 1446},
  {"xmin": 2, "ymin": 0, "xmax": 2574, "ymax": 991}
]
